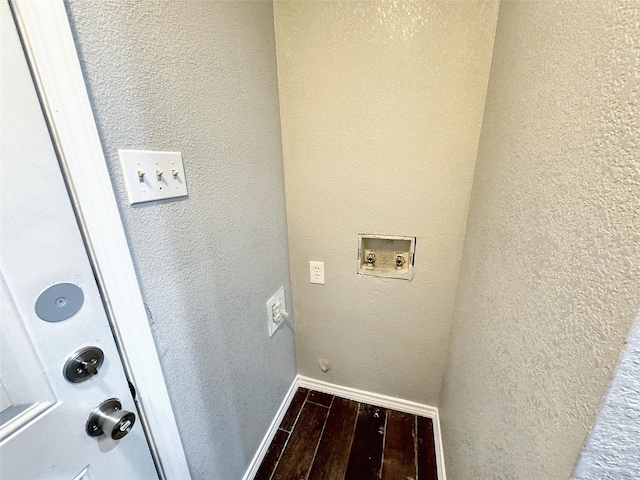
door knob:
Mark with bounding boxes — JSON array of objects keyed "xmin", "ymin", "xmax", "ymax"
[
  {"xmin": 64, "ymin": 346, "xmax": 104, "ymax": 383},
  {"xmin": 86, "ymin": 398, "xmax": 136, "ymax": 440}
]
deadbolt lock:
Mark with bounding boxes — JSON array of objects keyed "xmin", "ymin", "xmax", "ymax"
[
  {"xmin": 63, "ymin": 346, "xmax": 104, "ymax": 383},
  {"xmin": 86, "ymin": 398, "xmax": 136, "ymax": 440}
]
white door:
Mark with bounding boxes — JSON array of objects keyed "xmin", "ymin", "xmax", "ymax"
[{"xmin": 0, "ymin": 3, "xmax": 159, "ymax": 478}]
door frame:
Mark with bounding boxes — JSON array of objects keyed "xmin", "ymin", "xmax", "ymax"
[{"xmin": 9, "ymin": 1, "xmax": 191, "ymax": 478}]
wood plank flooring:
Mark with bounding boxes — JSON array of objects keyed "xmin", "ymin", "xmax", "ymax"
[{"xmin": 255, "ymin": 388, "xmax": 438, "ymax": 480}]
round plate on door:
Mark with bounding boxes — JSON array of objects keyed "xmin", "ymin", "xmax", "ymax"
[{"xmin": 34, "ymin": 282, "xmax": 84, "ymax": 322}]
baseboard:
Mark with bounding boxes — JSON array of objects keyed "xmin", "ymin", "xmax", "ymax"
[
  {"xmin": 243, "ymin": 374, "xmax": 447, "ymax": 480},
  {"xmin": 297, "ymin": 375, "xmax": 437, "ymax": 417},
  {"xmin": 241, "ymin": 377, "xmax": 299, "ymax": 480}
]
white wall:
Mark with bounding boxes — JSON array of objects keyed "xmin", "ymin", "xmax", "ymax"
[
  {"xmin": 574, "ymin": 310, "xmax": 640, "ymax": 479},
  {"xmin": 65, "ymin": 1, "xmax": 296, "ymax": 478},
  {"xmin": 439, "ymin": 1, "xmax": 640, "ymax": 478},
  {"xmin": 274, "ymin": 0, "xmax": 499, "ymax": 405}
]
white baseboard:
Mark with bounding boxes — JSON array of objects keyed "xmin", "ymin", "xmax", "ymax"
[
  {"xmin": 241, "ymin": 377, "xmax": 299, "ymax": 480},
  {"xmin": 243, "ymin": 374, "xmax": 447, "ymax": 480},
  {"xmin": 297, "ymin": 375, "xmax": 438, "ymax": 417}
]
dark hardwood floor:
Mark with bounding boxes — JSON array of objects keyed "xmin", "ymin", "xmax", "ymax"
[{"xmin": 255, "ymin": 388, "xmax": 438, "ymax": 480}]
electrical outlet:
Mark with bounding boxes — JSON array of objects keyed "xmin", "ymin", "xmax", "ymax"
[
  {"xmin": 309, "ymin": 261, "xmax": 325, "ymax": 284},
  {"xmin": 266, "ymin": 286, "xmax": 287, "ymax": 337}
]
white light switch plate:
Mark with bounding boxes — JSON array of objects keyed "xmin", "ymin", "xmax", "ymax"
[{"xmin": 118, "ymin": 149, "xmax": 188, "ymax": 205}]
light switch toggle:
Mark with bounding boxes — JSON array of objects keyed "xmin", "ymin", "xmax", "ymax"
[{"xmin": 118, "ymin": 150, "xmax": 189, "ymax": 204}]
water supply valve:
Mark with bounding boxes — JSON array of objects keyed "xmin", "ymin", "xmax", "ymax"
[
  {"xmin": 357, "ymin": 234, "xmax": 416, "ymax": 280},
  {"xmin": 366, "ymin": 250, "xmax": 376, "ymax": 267}
]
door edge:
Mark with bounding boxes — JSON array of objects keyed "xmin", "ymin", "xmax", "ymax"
[{"xmin": 9, "ymin": 1, "xmax": 191, "ymax": 478}]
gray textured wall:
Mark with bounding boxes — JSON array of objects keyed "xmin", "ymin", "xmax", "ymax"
[
  {"xmin": 65, "ymin": 1, "xmax": 296, "ymax": 478},
  {"xmin": 439, "ymin": 1, "xmax": 640, "ymax": 478},
  {"xmin": 274, "ymin": 0, "xmax": 499, "ymax": 406},
  {"xmin": 573, "ymin": 310, "xmax": 640, "ymax": 479}
]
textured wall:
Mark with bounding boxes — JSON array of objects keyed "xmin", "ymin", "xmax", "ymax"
[
  {"xmin": 573, "ymin": 310, "xmax": 640, "ymax": 479},
  {"xmin": 65, "ymin": 1, "xmax": 296, "ymax": 478},
  {"xmin": 274, "ymin": 0, "xmax": 499, "ymax": 405},
  {"xmin": 439, "ymin": 1, "xmax": 640, "ymax": 479}
]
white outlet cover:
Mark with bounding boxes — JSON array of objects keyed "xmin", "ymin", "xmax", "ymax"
[
  {"xmin": 309, "ymin": 261, "xmax": 325, "ymax": 284},
  {"xmin": 266, "ymin": 286, "xmax": 286, "ymax": 337},
  {"xmin": 118, "ymin": 149, "xmax": 188, "ymax": 205}
]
